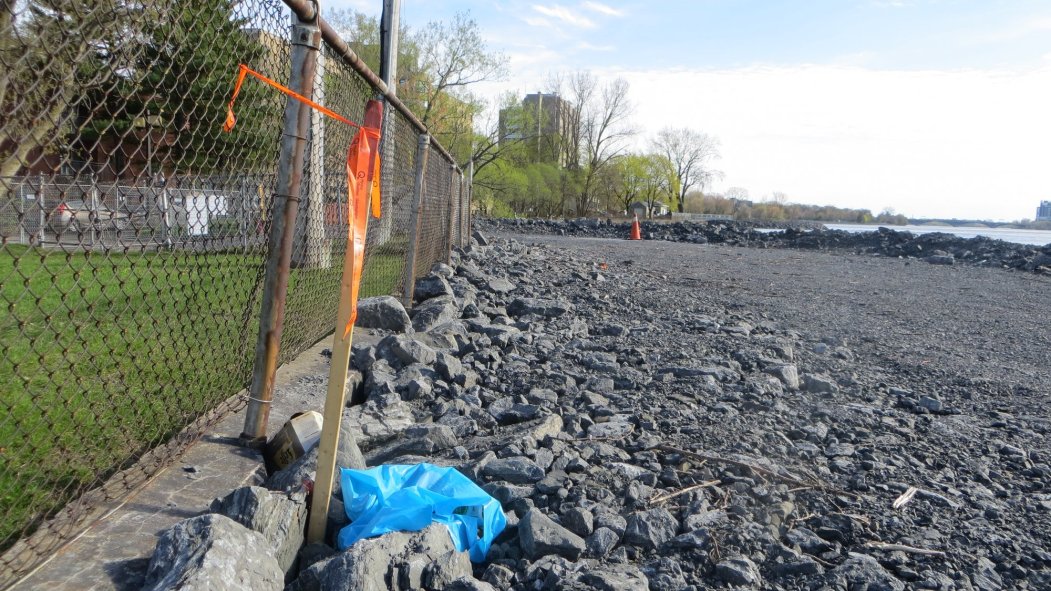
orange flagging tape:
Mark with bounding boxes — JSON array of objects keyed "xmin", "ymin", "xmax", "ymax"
[
  {"xmin": 223, "ymin": 64, "xmax": 384, "ymax": 339},
  {"xmin": 224, "ymin": 64, "xmax": 360, "ymax": 132}
]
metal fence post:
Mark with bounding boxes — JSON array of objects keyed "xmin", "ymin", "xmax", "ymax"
[
  {"xmin": 36, "ymin": 174, "xmax": 45, "ymax": 245},
  {"xmin": 466, "ymin": 156, "xmax": 474, "ymax": 242},
  {"xmin": 241, "ymin": 7, "xmax": 323, "ymax": 446},
  {"xmin": 445, "ymin": 165, "xmax": 457, "ymax": 262},
  {"xmin": 400, "ymin": 133, "xmax": 430, "ymax": 308},
  {"xmin": 457, "ymin": 170, "xmax": 467, "ymax": 247}
]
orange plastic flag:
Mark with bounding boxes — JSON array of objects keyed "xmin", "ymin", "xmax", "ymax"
[{"xmin": 222, "ymin": 64, "xmax": 384, "ymax": 340}]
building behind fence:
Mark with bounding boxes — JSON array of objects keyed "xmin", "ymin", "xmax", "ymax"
[{"xmin": 0, "ymin": 1, "xmax": 471, "ymax": 585}]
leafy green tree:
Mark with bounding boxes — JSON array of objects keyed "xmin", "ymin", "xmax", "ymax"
[
  {"xmin": 1, "ymin": 0, "xmax": 124, "ymax": 179},
  {"xmin": 137, "ymin": 1, "xmax": 277, "ymax": 175}
]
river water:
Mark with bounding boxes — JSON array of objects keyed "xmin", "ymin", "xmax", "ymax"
[{"xmin": 812, "ymin": 223, "xmax": 1051, "ymax": 246}]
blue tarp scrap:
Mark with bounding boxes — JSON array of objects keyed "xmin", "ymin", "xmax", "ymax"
[{"xmin": 337, "ymin": 463, "xmax": 506, "ymax": 563}]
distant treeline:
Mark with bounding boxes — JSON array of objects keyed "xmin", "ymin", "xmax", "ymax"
[{"xmin": 683, "ymin": 192, "xmax": 910, "ymax": 225}]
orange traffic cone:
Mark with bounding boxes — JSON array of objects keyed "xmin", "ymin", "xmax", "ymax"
[{"xmin": 629, "ymin": 213, "xmax": 642, "ymax": 240}]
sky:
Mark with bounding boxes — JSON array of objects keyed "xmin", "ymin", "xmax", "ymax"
[{"xmin": 329, "ymin": 0, "xmax": 1051, "ymax": 221}]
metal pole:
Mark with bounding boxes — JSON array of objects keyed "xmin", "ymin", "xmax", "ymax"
[
  {"xmin": 89, "ymin": 174, "xmax": 98, "ymax": 246},
  {"xmin": 293, "ymin": 49, "xmax": 329, "ymax": 269},
  {"xmin": 456, "ymin": 170, "xmax": 464, "ymax": 246},
  {"xmin": 401, "ymin": 134, "xmax": 430, "ymax": 308},
  {"xmin": 36, "ymin": 174, "xmax": 44, "ymax": 245},
  {"xmin": 467, "ymin": 155, "xmax": 474, "ymax": 241},
  {"xmin": 241, "ymin": 9, "xmax": 323, "ymax": 447},
  {"xmin": 370, "ymin": 0, "xmax": 400, "ymax": 247},
  {"xmin": 445, "ymin": 164, "xmax": 457, "ymax": 262}
]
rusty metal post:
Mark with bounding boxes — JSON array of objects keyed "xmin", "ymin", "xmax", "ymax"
[
  {"xmin": 241, "ymin": 8, "xmax": 322, "ymax": 447},
  {"xmin": 457, "ymin": 170, "xmax": 467, "ymax": 247},
  {"xmin": 466, "ymin": 156, "xmax": 474, "ymax": 242},
  {"xmin": 400, "ymin": 134, "xmax": 430, "ymax": 308},
  {"xmin": 445, "ymin": 165, "xmax": 458, "ymax": 262}
]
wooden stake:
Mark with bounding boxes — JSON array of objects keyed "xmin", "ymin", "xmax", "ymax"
[{"xmin": 306, "ymin": 102, "xmax": 384, "ymax": 545}]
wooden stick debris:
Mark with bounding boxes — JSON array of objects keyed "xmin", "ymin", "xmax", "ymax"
[
  {"xmin": 650, "ymin": 480, "xmax": 721, "ymax": 505},
  {"xmin": 865, "ymin": 541, "xmax": 946, "ymax": 557},
  {"xmin": 893, "ymin": 486, "xmax": 919, "ymax": 509}
]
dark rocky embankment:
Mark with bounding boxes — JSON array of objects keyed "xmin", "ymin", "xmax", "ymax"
[
  {"xmin": 140, "ymin": 231, "xmax": 1050, "ymax": 590},
  {"xmin": 479, "ymin": 218, "xmax": 1051, "ymax": 274}
]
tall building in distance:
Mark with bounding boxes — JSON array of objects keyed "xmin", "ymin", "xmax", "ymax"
[
  {"xmin": 1037, "ymin": 200, "xmax": 1051, "ymax": 221},
  {"xmin": 499, "ymin": 93, "xmax": 571, "ymax": 166}
]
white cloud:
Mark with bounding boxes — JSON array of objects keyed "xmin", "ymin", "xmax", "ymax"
[
  {"xmin": 531, "ymin": 4, "xmax": 596, "ymax": 28},
  {"xmin": 576, "ymin": 41, "xmax": 615, "ymax": 52},
  {"xmin": 600, "ymin": 64, "xmax": 1051, "ymax": 220},
  {"xmin": 581, "ymin": 1, "xmax": 625, "ymax": 17}
]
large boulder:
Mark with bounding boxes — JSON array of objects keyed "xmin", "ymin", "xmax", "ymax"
[
  {"xmin": 142, "ymin": 514, "xmax": 283, "ymax": 591},
  {"xmin": 414, "ymin": 273, "xmax": 453, "ymax": 301},
  {"xmin": 286, "ymin": 523, "xmax": 470, "ymax": 591},
  {"xmin": 341, "ymin": 394, "xmax": 415, "ymax": 450},
  {"xmin": 518, "ymin": 509, "xmax": 586, "ymax": 560},
  {"xmin": 411, "ymin": 296, "xmax": 460, "ymax": 332},
  {"xmin": 355, "ymin": 296, "xmax": 412, "ymax": 332},
  {"xmin": 211, "ymin": 487, "xmax": 307, "ymax": 575}
]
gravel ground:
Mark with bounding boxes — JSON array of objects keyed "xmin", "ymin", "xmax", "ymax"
[
  {"xmin": 152, "ymin": 230, "xmax": 1051, "ymax": 591},
  {"xmin": 473, "ymin": 232, "xmax": 1051, "ymax": 590}
]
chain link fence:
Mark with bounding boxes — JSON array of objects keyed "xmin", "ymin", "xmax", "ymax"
[{"xmin": 0, "ymin": 1, "xmax": 470, "ymax": 584}]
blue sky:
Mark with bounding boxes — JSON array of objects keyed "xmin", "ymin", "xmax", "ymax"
[{"xmin": 331, "ymin": 1, "xmax": 1051, "ymax": 221}]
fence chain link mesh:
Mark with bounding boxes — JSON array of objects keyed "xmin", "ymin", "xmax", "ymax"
[{"xmin": 0, "ymin": 1, "xmax": 470, "ymax": 584}]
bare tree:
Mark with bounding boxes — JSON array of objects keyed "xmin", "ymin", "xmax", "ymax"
[
  {"xmin": 553, "ymin": 73, "xmax": 633, "ymax": 216},
  {"xmin": 652, "ymin": 127, "xmax": 721, "ymax": 213},
  {"xmin": 415, "ymin": 11, "xmax": 506, "ymax": 128}
]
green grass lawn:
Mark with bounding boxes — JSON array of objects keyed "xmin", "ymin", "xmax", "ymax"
[{"xmin": 0, "ymin": 236, "xmax": 406, "ymax": 549}]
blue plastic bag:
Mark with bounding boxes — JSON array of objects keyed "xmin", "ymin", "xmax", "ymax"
[{"xmin": 337, "ymin": 463, "xmax": 506, "ymax": 563}]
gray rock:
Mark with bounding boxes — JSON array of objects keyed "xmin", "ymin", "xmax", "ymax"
[
  {"xmin": 506, "ymin": 297, "xmax": 574, "ymax": 318},
  {"xmin": 415, "ymin": 274, "xmax": 454, "ymax": 301},
  {"xmin": 561, "ymin": 507, "xmax": 594, "ymax": 537},
  {"xmin": 366, "ymin": 424, "xmax": 459, "ymax": 464},
  {"xmin": 918, "ymin": 395, "xmax": 943, "ymax": 412},
  {"xmin": 579, "ymin": 565, "xmax": 650, "ymax": 590},
  {"xmin": 472, "ymin": 230, "xmax": 490, "ymax": 246},
  {"xmin": 481, "ymin": 564, "xmax": 515, "ymax": 589},
  {"xmin": 927, "ymin": 254, "xmax": 955, "ymax": 265},
  {"xmin": 764, "ymin": 364, "xmax": 799, "ymax": 390},
  {"xmin": 785, "ymin": 527, "xmax": 833, "ymax": 554},
  {"xmin": 585, "ymin": 527, "xmax": 620, "ymax": 557},
  {"xmin": 435, "ymin": 351, "xmax": 463, "ymax": 382},
  {"xmin": 486, "ymin": 277, "xmax": 516, "ymax": 293},
  {"xmin": 488, "ymin": 397, "xmax": 540, "ymax": 424},
  {"xmin": 210, "ymin": 486, "xmax": 307, "ymax": 575},
  {"xmin": 824, "ymin": 555, "xmax": 904, "ymax": 591},
  {"xmin": 288, "ymin": 523, "xmax": 466, "ymax": 591},
  {"xmin": 341, "ymin": 396, "xmax": 415, "ymax": 450},
  {"xmin": 587, "ymin": 420, "xmax": 634, "ymax": 439},
  {"xmin": 142, "ymin": 514, "xmax": 282, "ymax": 591},
  {"xmin": 623, "ymin": 508, "xmax": 679, "ymax": 550},
  {"xmin": 715, "ymin": 556, "xmax": 761, "ymax": 587},
  {"xmin": 356, "ymin": 296, "xmax": 412, "ymax": 332},
  {"xmin": 443, "ymin": 577, "xmax": 498, "ymax": 591},
  {"xmin": 481, "ymin": 456, "xmax": 545, "ymax": 484},
  {"xmin": 412, "ymin": 296, "xmax": 460, "ymax": 332},
  {"xmin": 802, "ymin": 373, "xmax": 839, "ymax": 394},
  {"xmin": 518, "ymin": 508, "xmax": 586, "ymax": 560},
  {"xmin": 390, "ymin": 335, "xmax": 437, "ymax": 367},
  {"xmin": 669, "ymin": 528, "xmax": 712, "ymax": 551},
  {"xmin": 422, "ymin": 550, "xmax": 473, "ymax": 589}
]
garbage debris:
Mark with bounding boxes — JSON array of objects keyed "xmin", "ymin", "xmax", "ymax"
[
  {"xmin": 337, "ymin": 463, "xmax": 506, "ymax": 562},
  {"xmin": 266, "ymin": 411, "xmax": 324, "ymax": 471}
]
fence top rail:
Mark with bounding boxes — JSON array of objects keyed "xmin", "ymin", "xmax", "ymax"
[{"xmin": 282, "ymin": 0, "xmax": 463, "ymax": 173}]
